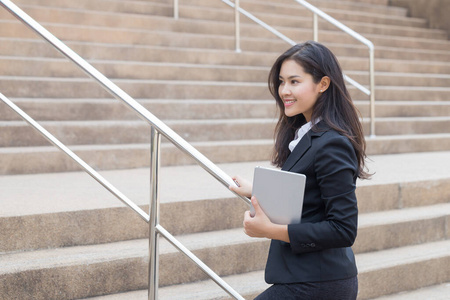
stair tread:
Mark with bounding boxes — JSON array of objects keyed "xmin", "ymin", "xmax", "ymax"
[
  {"xmin": 1, "ymin": 151, "xmax": 449, "ymax": 217},
  {"xmin": 4, "ymin": 116, "xmax": 450, "ymax": 126},
  {"xmin": 0, "ymin": 227, "xmax": 259, "ymax": 273},
  {"xmin": 374, "ymin": 282, "xmax": 450, "ymax": 300},
  {"xmin": 54, "ymin": 240, "xmax": 450, "ymax": 299},
  {"xmin": 2, "ymin": 224, "xmax": 449, "ymax": 273},
  {"xmin": 359, "ymin": 203, "xmax": 450, "ymax": 227},
  {"xmin": 357, "ymin": 239, "xmax": 450, "ymax": 272}
]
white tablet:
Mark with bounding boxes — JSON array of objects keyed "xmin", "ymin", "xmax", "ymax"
[{"xmin": 251, "ymin": 166, "xmax": 306, "ymax": 225}]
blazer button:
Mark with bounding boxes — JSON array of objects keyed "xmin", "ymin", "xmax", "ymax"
[
  {"xmin": 310, "ymin": 243, "xmax": 316, "ymax": 247},
  {"xmin": 301, "ymin": 243, "xmax": 306, "ymax": 247}
]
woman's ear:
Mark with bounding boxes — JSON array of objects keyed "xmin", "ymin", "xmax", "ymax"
[{"xmin": 318, "ymin": 76, "xmax": 331, "ymax": 93}]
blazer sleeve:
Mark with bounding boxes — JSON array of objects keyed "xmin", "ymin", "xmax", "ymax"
[{"xmin": 287, "ymin": 134, "xmax": 358, "ymax": 254}]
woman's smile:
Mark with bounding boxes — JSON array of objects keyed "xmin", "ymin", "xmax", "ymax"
[{"xmin": 283, "ymin": 99, "xmax": 297, "ymax": 107}]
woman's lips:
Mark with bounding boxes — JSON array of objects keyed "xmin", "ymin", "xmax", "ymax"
[{"xmin": 283, "ymin": 99, "xmax": 296, "ymax": 107}]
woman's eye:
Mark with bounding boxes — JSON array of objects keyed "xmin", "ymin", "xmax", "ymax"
[{"xmin": 291, "ymin": 80, "xmax": 299, "ymax": 84}]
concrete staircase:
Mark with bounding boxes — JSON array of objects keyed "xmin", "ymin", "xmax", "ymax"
[{"xmin": 0, "ymin": 0, "xmax": 449, "ymax": 299}]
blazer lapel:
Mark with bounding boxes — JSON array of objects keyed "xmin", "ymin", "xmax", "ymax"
[
  {"xmin": 282, "ymin": 122, "xmax": 328, "ymax": 171},
  {"xmin": 282, "ymin": 131, "xmax": 312, "ymax": 171}
]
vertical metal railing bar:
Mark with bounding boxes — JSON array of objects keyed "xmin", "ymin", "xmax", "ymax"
[
  {"xmin": 155, "ymin": 224, "xmax": 245, "ymax": 300},
  {"xmin": 173, "ymin": 0, "xmax": 179, "ymax": 19},
  {"xmin": 149, "ymin": 128, "xmax": 161, "ymax": 300},
  {"xmin": 234, "ymin": 0, "xmax": 241, "ymax": 52},
  {"xmin": 0, "ymin": 0, "xmax": 250, "ymax": 206},
  {"xmin": 0, "ymin": 92, "xmax": 150, "ymax": 222},
  {"xmin": 369, "ymin": 49, "xmax": 376, "ymax": 138},
  {"xmin": 147, "ymin": 126, "xmax": 244, "ymax": 299},
  {"xmin": 313, "ymin": 13, "xmax": 318, "ymax": 42}
]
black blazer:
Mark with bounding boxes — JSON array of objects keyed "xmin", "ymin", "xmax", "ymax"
[{"xmin": 264, "ymin": 121, "xmax": 358, "ymax": 283}]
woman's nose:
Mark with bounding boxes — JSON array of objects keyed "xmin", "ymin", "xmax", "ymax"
[{"xmin": 280, "ymin": 84, "xmax": 291, "ymax": 96}]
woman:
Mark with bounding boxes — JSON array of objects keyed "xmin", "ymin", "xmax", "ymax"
[{"xmin": 230, "ymin": 41, "xmax": 370, "ymax": 299}]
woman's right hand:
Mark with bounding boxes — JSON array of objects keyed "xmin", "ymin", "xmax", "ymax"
[{"xmin": 229, "ymin": 175, "xmax": 252, "ymax": 198}]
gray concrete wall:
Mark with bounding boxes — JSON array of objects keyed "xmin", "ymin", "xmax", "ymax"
[{"xmin": 389, "ymin": 0, "xmax": 450, "ymax": 39}]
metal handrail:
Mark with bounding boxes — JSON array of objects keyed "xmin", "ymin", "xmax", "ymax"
[
  {"xmin": 0, "ymin": 0, "xmax": 248, "ymax": 299},
  {"xmin": 174, "ymin": 0, "xmax": 376, "ymax": 136}
]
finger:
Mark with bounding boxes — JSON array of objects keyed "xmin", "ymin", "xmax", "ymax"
[{"xmin": 251, "ymin": 196, "xmax": 260, "ymax": 212}]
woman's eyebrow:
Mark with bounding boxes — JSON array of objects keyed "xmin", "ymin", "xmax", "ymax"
[{"xmin": 279, "ymin": 75, "xmax": 302, "ymax": 79}]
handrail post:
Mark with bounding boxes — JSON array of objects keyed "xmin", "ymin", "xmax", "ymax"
[
  {"xmin": 369, "ymin": 47, "xmax": 376, "ymax": 137},
  {"xmin": 313, "ymin": 13, "xmax": 318, "ymax": 41},
  {"xmin": 234, "ymin": 0, "xmax": 241, "ymax": 52},
  {"xmin": 173, "ymin": 0, "xmax": 179, "ymax": 19},
  {"xmin": 148, "ymin": 127, "xmax": 161, "ymax": 300}
]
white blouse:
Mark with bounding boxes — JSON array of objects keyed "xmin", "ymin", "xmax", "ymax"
[{"xmin": 288, "ymin": 118, "xmax": 322, "ymax": 152}]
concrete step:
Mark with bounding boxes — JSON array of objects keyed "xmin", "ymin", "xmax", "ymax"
[
  {"xmin": 2, "ymin": 117, "xmax": 450, "ymax": 147},
  {"xmin": 2, "ymin": 134, "xmax": 450, "ymax": 174},
  {"xmin": 12, "ymin": 0, "xmax": 173, "ymax": 18},
  {"xmin": 3, "ymin": 57, "xmax": 450, "ymax": 88},
  {"xmin": 2, "ymin": 36, "xmax": 450, "ymax": 66},
  {"xmin": 2, "ymin": 149, "xmax": 449, "ymax": 251},
  {"xmin": 373, "ymin": 282, "xmax": 450, "ymax": 300},
  {"xmin": 178, "ymin": 0, "xmax": 409, "ymax": 18},
  {"xmin": 340, "ymin": 21, "xmax": 447, "ymax": 41},
  {"xmin": 0, "ymin": 229, "xmax": 266, "ymax": 299},
  {"xmin": 1, "ymin": 76, "xmax": 449, "ymax": 101},
  {"xmin": 348, "ymin": 71, "xmax": 450, "ymax": 87},
  {"xmin": 2, "ymin": 169, "xmax": 449, "ymax": 252},
  {"xmin": 2, "ymin": 99, "xmax": 450, "ymax": 121},
  {"xmin": 0, "ymin": 99, "xmax": 277, "ymax": 121},
  {"xmin": 10, "ymin": 0, "xmax": 427, "ymax": 29},
  {"xmin": 1, "ymin": 19, "xmax": 449, "ymax": 61},
  {"xmin": 8, "ymin": 0, "xmax": 448, "ymax": 45},
  {"xmin": 295, "ymin": 0, "xmax": 408, "ymax": 16},
  {"xmin": 357, "ymin": 240, "xmax": 450, "ymax": 299},
  {"xmin": 154, "ymin": 239, "xmax": 450, "ymax": 300},
  {"xmin": 343, "ymin": 0, "xmax": 389, "ymax": 5},
  {"xmin": 3, "ymin": 53, "xmax": 450, "ymax": 79},
  {"xmin": 0, "ymin": 119, "xmax": 277, "ymax": 146},
  {"xmin": 355, "ymin": 203, "xmax": 450, "ymax": 254},
  {"xmin": 181, "ymin": 1, "xmax": 428, "ymax": 29},
  {"xmin": 3, "ymin": 237, "xmax": 447, "ymax": 299},
  {"xmin": 369, "ymin": 117, "xmax": 450, "ymax": 135},
  {"xmin": 0, "ymin": 21, "xmax": 448, "ymax": 64},
  {"xmin": 356, "ymin": 101, "xmax": 450, "ymax": 118},
  {"xmin": 0, "ymin": 140, "xmax": 272, "ymax": 174},
  {"xmin": 0, "ymin": 38, "xmax": 278, "ymax": 66},
  {"xmin": 4, "ymin": 2, "xmax": 447, "ymax": 41}
]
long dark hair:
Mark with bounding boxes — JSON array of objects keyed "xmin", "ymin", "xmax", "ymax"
[{"xmin": 269, "ymin": 41, "xmax": 370, "ymax": 179}]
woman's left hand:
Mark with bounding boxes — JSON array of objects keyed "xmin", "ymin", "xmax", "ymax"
[
  {"xmin": 243, "ymin": 196, "xmax": 274, "ymax": 238},
  {"xmin": 243, "ymin": 196, "xmax": 290, "ymax": 242}
]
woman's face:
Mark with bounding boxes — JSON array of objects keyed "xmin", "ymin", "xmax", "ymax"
[{"xmin": 278, "ymin": 59, "xmax": 322, "ymax": 122}]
